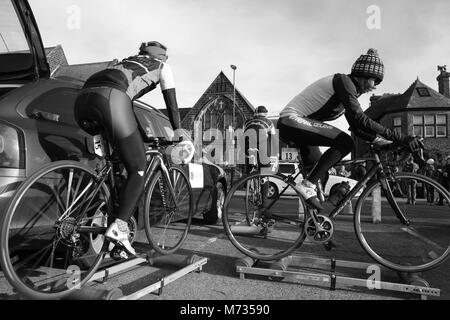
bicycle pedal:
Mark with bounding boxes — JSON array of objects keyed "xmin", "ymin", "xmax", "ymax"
[{"xmin": 110, "ymin": 247, "xmax": 129, "ymax": 260}]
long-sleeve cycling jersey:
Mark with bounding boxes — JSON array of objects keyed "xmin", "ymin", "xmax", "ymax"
[
  {"xmin": 280, "ymin": 73, "xmax": 404, "ymax": 142},
  {"xmin": 83, "ymin": 55, "xmax": 180, "ymax": 129}
]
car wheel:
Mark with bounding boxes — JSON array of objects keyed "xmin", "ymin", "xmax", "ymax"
[
  {"xmin": 203, "ymin": 181, "xmax": 226, "ymax": 225},
  {"xmin": 268, "ymin": 182, "xmax": 279, "ymax": 199}
]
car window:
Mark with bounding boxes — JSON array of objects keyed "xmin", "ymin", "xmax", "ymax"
[
  {"xmin": 25, "ymin": 87, "xmax": 79, "ymax": 126},
  {"xmin": 134, "ymin": 105, "xmax": 172, "ymax": 140},
  {"xmin": 0, "ymin": 0, "xmax": 34, "ymax": 74}
]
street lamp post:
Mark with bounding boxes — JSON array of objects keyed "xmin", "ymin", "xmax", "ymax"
[
  {"xmin": 230, "ymin": 65, "xmax": 237, "ymax": 185},
  {"xmin": 230, "ymin": 65, "xmax": 237, "ymax": 128}
]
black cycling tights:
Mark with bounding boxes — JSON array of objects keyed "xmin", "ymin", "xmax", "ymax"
[
  {"xmin": 277, "ymin": 115, "xmax": 354, "ymax": 186},
  {"xmin": 74, "ymin": 87, "xmax": 146, "ymax": 222}
]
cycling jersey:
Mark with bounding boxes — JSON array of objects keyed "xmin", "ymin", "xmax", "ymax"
[
  {"xmin": 84, "ymin": 55, "xmax": 175, "ymax": 101},
  {"xmin": 280, "ymin": 73, "xmax": 403, "ymax": 143}
]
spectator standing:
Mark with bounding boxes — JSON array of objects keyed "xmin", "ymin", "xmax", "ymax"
[
  {"xmin": 424, "ymin": 159, "xmax": 436, "ymax": 205},
  {"xmin": 444, "ymin": 156, "xmax": 450, "ymax": 193},
  {"xmin": 336, "ymin": 165, "xmax": 350, "ymax": 177},
  {"xmin": 403, "ymin": 155, "xmax": 419, "ymax": 205},
  {"xmin": 243, "ymin": 106, "xmax": 276, "ymax": 215}
]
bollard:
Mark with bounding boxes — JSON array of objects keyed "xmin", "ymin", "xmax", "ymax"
[
  {"xmin": 371, "ymin": 186, "xmax": 382, "ymax": 223},
  {"xmin": 147, "ymin": 253, "xmax": 200, "ymax": 268},
  {"xmin": 64, "ymin": 286, "xmax": 123, "ymax": 300}
]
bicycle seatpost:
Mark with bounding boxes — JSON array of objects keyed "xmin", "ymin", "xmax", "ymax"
[{"xmin": 316, "ymin": 179, "xmax": 325, "ymax": 203}]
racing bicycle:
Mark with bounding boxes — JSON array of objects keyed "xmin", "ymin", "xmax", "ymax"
[
  {"xmin": 0, "ymin": 129, "xmax": 194, "ymax": 300},
  {"xmin": 222, "ymin": 143, "xmax": 450, "ymax": 273}
]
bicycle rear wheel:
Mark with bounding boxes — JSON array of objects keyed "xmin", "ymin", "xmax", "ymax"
[
  {"xmin": 0, "ymin": 161, "xmax": 111, "ymax": 300},
  {"xmin": 223, "ymin": 173, "xmax": 307, "ymax": 261},
  {"xmin": 354, "ymin": 172, "xmax": 450, "ymax": 272},
  {"xmin": 144, "ymin": 166, "xmax": 193, "ymax": 254}
]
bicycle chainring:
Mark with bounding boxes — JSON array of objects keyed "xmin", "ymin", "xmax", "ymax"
[{"xmin": 304, "ymin": 215, "xmax": 334, "ymax": 244}]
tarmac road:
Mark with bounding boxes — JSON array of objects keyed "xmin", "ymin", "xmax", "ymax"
[{"xmin": 1, "ymin": 197, "xmax": 449, "ymax": 302}]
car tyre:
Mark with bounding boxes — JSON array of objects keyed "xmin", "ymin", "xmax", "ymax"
[
  {"xmin": 203, "ymin": 181, "xmax": 226, "ymax": 225},
  {"xmin": 268, "ymin": 182, "xmax": 279, "ymax": 199}
]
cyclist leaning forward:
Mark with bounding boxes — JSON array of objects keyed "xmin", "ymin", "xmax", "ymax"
[
  {"xmin": 278, "ymin": 48, "xmax": 423, "ymax": 211},
  {"xmin": 74, "ymin": 41, "xmax": 181, "ymax": 257}
]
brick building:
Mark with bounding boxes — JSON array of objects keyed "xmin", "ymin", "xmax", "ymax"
[
  {"xmin": 353, "ymin": 66, "xmax": 450, "ymax": 161},
  {"xmin": 45, "ymin": 45, "xmax": 68, "ymax": 74},
  {"xmin": 180, "ymin": 72, "xmax": 256, "ymax": 183}
]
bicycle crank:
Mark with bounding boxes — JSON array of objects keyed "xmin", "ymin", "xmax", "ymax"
[{"xmin": 304, "ymin": 215, "xmax": 334, "ymax": 244}]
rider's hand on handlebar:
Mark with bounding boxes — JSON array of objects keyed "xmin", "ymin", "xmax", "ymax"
[
  {"xmin": 402, "ymin": 135, "xmax": 424, "ymax": 152},
  {"xmin": 372, "ymin": 136, "xmax": 393, "ymax": 147}
]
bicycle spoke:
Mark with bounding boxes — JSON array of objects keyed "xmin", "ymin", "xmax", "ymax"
[
  {"xmin": 145, "ymin": 168, "xmax": 192, "ymax": 254},
  {"xmin": 223, "ymin": 174, "xmax": 306, "ymax": 261},
  {"xmin": 1, "ymin": 162, "xmax": 109, "ymax": 299}
]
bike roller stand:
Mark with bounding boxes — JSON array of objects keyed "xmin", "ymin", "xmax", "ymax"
[
  {"xmin": 235, "ymin": 251, "xmax": 440, "ymax": 300},
  {"xmin": 64, "ymin": 251, "xmax": 208, "ymax": 300}
]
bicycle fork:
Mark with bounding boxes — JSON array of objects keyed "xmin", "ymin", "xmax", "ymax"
[{"xmin": 144, "ymin": 152, "xmax": 178, "ymax": 210}]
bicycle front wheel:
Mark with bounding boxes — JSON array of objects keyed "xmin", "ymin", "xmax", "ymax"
[
  {"xmin": 0, "ymin": 161, "xmax": 111, "ymax": 300},
  {"xmin": 144, "ymin": 166, "xmax": 193, "ymax": 254},
  {"xmin": 223, "ymin": 173, "xmax": 307, "ymax": 261},
  {"xmin": 354, "ymin": 172, "xmax": 450, "ymax": 273}
]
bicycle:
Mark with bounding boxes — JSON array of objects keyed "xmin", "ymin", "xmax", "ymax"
[
  {"xmin": 222, "ymin": 142, "xmax": 450, "ymax": 273},
  {"xmin": 0, "ymin": 129, "xmax": 194, "ymax": 300}
]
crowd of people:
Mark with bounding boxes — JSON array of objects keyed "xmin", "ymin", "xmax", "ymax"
[{"xmin": 421, "ymin": 155, "xmax": 450, "ymax": 205}]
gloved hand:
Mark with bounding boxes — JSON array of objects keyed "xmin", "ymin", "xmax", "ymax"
[
  {"xmin": 372, "ymin": 135, "xmax": 393, "ymax": 147},
  {"xmin": 402, "ymin": 136, "xmax": 424, "ymax": 152}
]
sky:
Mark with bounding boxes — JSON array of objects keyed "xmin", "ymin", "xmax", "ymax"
[{"xmin": 28, "ymin": 0, "xmax": 450, "ymax": 132}]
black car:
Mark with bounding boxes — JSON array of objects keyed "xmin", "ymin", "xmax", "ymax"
[{"xmin": 0, "ymin": 0, "xmax": 226, "ymax": 241}]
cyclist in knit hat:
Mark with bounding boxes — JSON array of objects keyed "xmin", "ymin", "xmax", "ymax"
[{"xmin": 278, "ymin": 48, "xmax": 423, "ymax": 211}]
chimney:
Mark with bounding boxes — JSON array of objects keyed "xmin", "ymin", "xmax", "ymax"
[{"xmin": 437, "ymin": 65, "xmax": 450, "ymax": 98}]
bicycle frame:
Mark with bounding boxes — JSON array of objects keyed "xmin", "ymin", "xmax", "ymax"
[
  {"xmin": 75, "ymin": 142, "xmax": 178, "ymax": 237},
  {"xmin": 262, "ymin": 146, "xmax": 410, "ymax": 226}
]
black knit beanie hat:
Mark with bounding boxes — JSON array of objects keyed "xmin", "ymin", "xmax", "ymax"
[{"xmin": 351, "ymin": 48, "xmax": 384, "ymax": 85}]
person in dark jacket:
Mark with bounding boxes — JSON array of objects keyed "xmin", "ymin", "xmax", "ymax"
[
  {"xmin": 277, "ymin": 48, "xmax": 422, "ymax": 210},
  {"xmin": 424, "ymin": 159, "xmax": 436, "ymax": 205}
]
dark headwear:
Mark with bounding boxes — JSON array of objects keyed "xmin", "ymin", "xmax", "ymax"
[
  {"xmin": 255, "ymin": 106, "xmax": 268, "ymax": 115},
  {"xmin": 351, "ymin": 48, "xmax": 384, "ymax": 85},
  {"xmin": 139, "ymin": 41, "xmax": 168, "ymax": 62}
]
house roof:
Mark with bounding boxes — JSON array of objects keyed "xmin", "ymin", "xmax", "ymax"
[
  {"xmin": 45, "ymin": 45, "xmax": 69, "ymax": 73},
  {"xmin": 366, "ymin": 78, "xmax": 450, "ymax": 120},
  {"xmin": 51, "ymin": 60, "xmax": 118, "ymax": 85}
]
